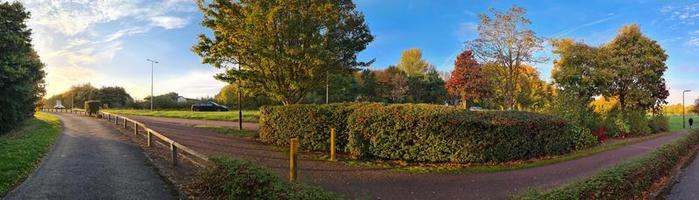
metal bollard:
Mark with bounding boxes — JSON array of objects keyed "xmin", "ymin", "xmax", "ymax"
[{"xmin": 289, "ymin": 138, "xmax": 299, "ymax": 182}]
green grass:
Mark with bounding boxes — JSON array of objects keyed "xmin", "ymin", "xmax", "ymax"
[
  {"xmin": 0, "ymin": 112, "xmax": 61, "ymax": 196},
  {"xmin": 105, "ymin": 109, "xmax": 260, "ymax": 123},
  {"xmin": 667, "ymin": 114, "xmax": 697, "ymax": 131},
  {"xmin": 193, "ymin": 125, "xmax": 258, "ymax": 138},
  {"xmin": 338, "ymin": 131, "xmax": 675, "ymax": 174}
]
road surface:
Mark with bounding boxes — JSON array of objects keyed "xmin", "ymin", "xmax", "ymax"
[
  {"xmin": 126, "ymin": 115, "xmax": 689, "ymax": 199},
  {"xmin": 4, "ymin": 112, "xmax": 174, "ymax": 200},
  {"xmin": 667, "ymin": 146, "xmax": 699, "ymax": 200}
]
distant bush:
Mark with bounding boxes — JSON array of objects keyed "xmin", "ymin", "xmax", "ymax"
[
  {"xmin": 259, "ymin": 103, "xmax": 376, "ymax": 152},
  {"xmin": 346, "ymin": 104, "xmax": 576, "ymax": 163},
  {"xmin": 191, "ymin": 157, "xmax": 341, "ymax": 200},
  {"xmin": 518, "ymin": 131, "xmax": 699, "ymax": 200},
  {"xmin": 84, "ymin": 100, "xmax": 101, "ymax": 116},
  {"xmin": 648, "ymin": 115, "xmax": 669, "ymax": 133}
]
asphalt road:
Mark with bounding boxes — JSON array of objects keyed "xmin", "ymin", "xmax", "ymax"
[
  {"xmin": 127, "ymin": 115, "xmax": 690, "ymax": 200},
  {"xmin": 4, "ymin": 112, "xmax": 174, "ymax": 200},
  {"xmin": 667, "ymin": 147, "xmax": 699, "ymax": 200}
]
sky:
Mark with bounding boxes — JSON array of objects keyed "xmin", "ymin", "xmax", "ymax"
[{"xmin": 10, "ymin": 0, "xmax": 699, "ymax": 104}]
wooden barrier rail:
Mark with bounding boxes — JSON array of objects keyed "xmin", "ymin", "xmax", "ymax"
[{"xmin": 40, "ymin": 108, "xmax": 210, "ymax": 168}]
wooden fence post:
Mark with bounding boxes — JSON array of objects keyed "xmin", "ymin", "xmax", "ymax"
[
  {"xmin": 123, "ymin": 118, "xmax": 127, "ymax": 128},
  {"xmin": 115, "ymin": 116, "xmax": 119, "ymax": 125},
  {"xmin": 147, "ymin": 131, "xmax": 152, "ymax": 147},
  {"xmin": 330, "ymin": 128, "xmax": 336, "ymax": 161},
  {"xmin": 134, "ymin": 123, "xmax": 138, "ymax": 135},
  {"xmin": 170, "ymin": 142, "xmax": 178, "ymax": 166},
  {"xmin": 289, "ymin": 138, "xmax": 299, "ymax": 182}
]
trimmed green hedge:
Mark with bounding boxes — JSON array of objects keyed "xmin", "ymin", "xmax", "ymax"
[
  {"xmin": 347, "ymin": 104, "xmax": 576, "ymax": 163},
  {"xmin": 259, "ymin": 103, "xmax": 376, "ymax": 152},
  {"xmin": 192, "ymin": 157, "xmax": 341, "ymax": 200},
  {"xmin": 518, "ymin": 131, "xmax": 699, "ymax": 200}
]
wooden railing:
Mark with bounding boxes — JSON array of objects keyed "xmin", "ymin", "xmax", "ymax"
[{"xmin": 41, "ymin": 108, "xmax": 210, "ymax": 167}]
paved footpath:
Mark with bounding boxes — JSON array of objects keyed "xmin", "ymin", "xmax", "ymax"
[
  {"xmin": 4, "ymin": 112, "xmax": 174, "ymax": 200},
  {"xmin": 126, "ymin": 115, "xmax": 690, "ymax": 200},
  {"xmin": 667, "ymin": 143, "xmax": 699, "ymax": 200}
]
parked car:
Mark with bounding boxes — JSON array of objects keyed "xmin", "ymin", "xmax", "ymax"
[
  {"xmin": 53, "ymin": 104, "xmax": 65, "ymax": 109},
  {"xmin": 191, "ymin": 101, "xmax": 229, "ymax": 111}
]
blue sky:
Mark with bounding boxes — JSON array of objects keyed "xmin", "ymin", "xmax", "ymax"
[{"xmin": 14, "ymin": 0, "xmax": 699, "ymax": 104}]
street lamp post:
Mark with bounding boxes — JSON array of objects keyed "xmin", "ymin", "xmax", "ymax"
[
  {"xmin": 238, "ymin": 64, "xmax": 243, "ymax": 131},
  {"xmin": 147, "ymin": 59, "xmax": 159, "ymax": 111},
  {"xmin": 683, "ymin": 90, "xmax": 692, "ymax": 129}
]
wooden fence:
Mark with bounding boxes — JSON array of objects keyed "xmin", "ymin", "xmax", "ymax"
[{"xmin": 41, "ymin": 108, "xmax": 210, "ymax": 167}]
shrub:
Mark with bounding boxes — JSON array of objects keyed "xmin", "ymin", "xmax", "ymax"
[
  {"xmin": 572, "ymin": 126, "xmax": 597, "ymax": 150},
  {"xmin": 518, "ymin": 131, "xmax": 699, "ymax": 200},
  {"xmin": 191, "ymin": 157, "xmax": 341, "ymax": 200},
  {"xmin": 648, "ymin": 115, "xmax": 669, "ymax": 133},
  {"xmin": 592, "ymin": 127, "xmax": 608, "ymax": 142},
  {"xmin": 347, "ymin": 104, "xmax": 576, "ymax": 163},
  {"xmin": 84, "ymin": 100, "xmax": 101, "ymax": 116},
  {"xmin": 259, "ymin": 103, "xmax": 376, "ymax": 152}
]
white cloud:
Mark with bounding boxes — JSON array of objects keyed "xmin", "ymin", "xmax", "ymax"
[
  {"xmin": 150, "ymin": 16, "xmax": 189, "ymax": 29},
  {"xmin": 7, "ymin": 0, "xmax": 197, "ymax": 97},
  {"xmin": 552, "ymin": 15, "xmax": 616, "ymax": 37}
]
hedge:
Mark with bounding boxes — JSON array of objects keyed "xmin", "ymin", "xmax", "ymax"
[
  {"xmin": 347, "ymin": 104, "xmax": 576, "ymax": 163},
  {"xmin": 259, "ymin": 103, "xmax": 376, "ymax": 152},
  {"xmin": 518, "ymin": 131, "xmax": 699, "ymax": 200},
  {"xmin": 191, "ymin": 157, "xmax": 341, "ymax": 200}
]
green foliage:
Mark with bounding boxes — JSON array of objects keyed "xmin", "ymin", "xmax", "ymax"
[
  {"xmin": 215, "ymin": 83, "xmax": 276, "ymax": 109},
  {"xmin": 346, "ymin": 104, "xmax": 576, "ymax": 163},
  {"xmin": 194, "ymin": 0, "xmax": 373, "ymax": 105},
  {"xmin": 518, "ymin": 131, "xmax": 699, "ymax": 200},
  {"xmin": 0, "ymin": 112, "xmax": 60, "ymax": 196},
  {"xmin": 84, "ymin": 100, "xmax": 100, "ymax": 116},
  {"xmin": 45, "ymin": 84, "xmax": 133, "ymax": 109},
  {"xmin": 259, "ymin": 103, "xmax": 375, "ymax": 152},
  {"xmin": 648, "ymin": 115, "xmax": 669, "ymax": 133},
  {"xmin": 480, "ymin": 63, "xmax": 553, "ymax": 111},
  {"xmin": 571, "ymin": 126, "xmax": 598, "ymax": 150},
  {"xmin": 192, "ymin": 157, "xmax": 341, "ymax": 200},
  {"xmin": 0, "ymin": 2, "xmax": 46, "ymax": 134}
]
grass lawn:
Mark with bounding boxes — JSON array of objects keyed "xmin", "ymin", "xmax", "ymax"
[
  {"xmin": 193, "ymin": 125, "xmax": 258, "ymax": 138},
  {"xmin": 0, "ymin": 112, "xmax": 61, "ymax": 196},
  {"xmin": 667, "ymin": 114, "xmax": 698, "ymax": 131},
  {"xmin": 105, "ymin": 109, "xmax": 260, "ymax": 123}
]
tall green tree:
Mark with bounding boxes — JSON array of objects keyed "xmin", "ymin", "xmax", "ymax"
[
  {"xmin": 193, "ymin": 0, "xmax": 374, "ymax": 105},
  {"xmin": 466, "ymin": 6, "xmax": 545, "ymax": 110},
  {"xmin": 601, "ymin": 24, "xmax": 668, "ymax": 112},
  {"xmin": 0, "ymin": 2, "xmax": 46, "ymax": 133},
  {"xmin": 397, "ymin": 48, "xmax": 430, "ymax": 76}
]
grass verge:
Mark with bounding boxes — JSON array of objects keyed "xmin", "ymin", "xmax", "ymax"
[
  {"xmin": 193, "ymin": 125, "xmax": 258, "ymax": 138},
  {"xmin": 515, "ymin": 130, "xmax": 699, "ymax": 199},
  {"xmin": 339, "ymin": 131, "xmax": 676, "ymax": 174},
  {"xmin": 668, "ymin": 115, "xmax": 698, "ymax": 131},
  {"xmin": 0, "ymin": 112, "xmax": 61, "ymax": 196},
  {"xmin": 105, "ymin": 109, "xmax": 260, "ymax": 123},
  {"xmin": 190, "ymin": 157, "xmax": 341, "ymax": 199}
]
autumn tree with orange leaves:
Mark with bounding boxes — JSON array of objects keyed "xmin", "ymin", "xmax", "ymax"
[{"xmin": 445, "ymin": 50, "xmax": 490, "ymax": 108}]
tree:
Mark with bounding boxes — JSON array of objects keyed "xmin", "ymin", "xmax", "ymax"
[
  {"xmin": 600, "ymin": 24, "xmax": 668, "ymax": 112},
  {"xmin": 0, "ymin": 2, "xmax": 46, "ymax": 133},
  {"xmin": 445, "ymin": 50, "xmax": 489, "ymax": 108},
  {"xmin": 374, "ymin": 66, "xmax": 409, "ymax": 103},
  {"xmin": 98, "ymin": 86, "xmax": 132, "ymax": 108},
  {"xmin": 406, "ymin": 69, "xmax": 446, "ymax": 103},
  {"xmin": 215, "ymin": 83, "xmax": 273, "ymax": 108},
  {"xmin": 481, "ymin": 63, "xmax": 551, "ymax": 110},
  {"xmin": 466, "ymin": 6, "xmax": 545, "ymax": 110},
  {"xmin": 62, "ymin": 84, "xmax": 99, "ymax": 109},
  {"xmin": 194, "ymin": 0, "xmax": 374, "ymax": 105},
  {"xmin": 397, "ymin": 48, "xmax": 430, "ymax": 76}
]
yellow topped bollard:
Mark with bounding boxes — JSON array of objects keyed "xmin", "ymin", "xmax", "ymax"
[
  {"xmin": 289, "ymin": 138, "xmax": 299, "ymax": 182},
  {"xmin": 330, "ymin": 128, "xmax": 336, "ymax": 161}
]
